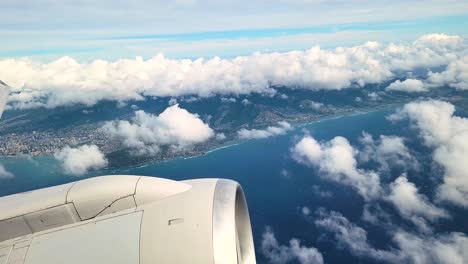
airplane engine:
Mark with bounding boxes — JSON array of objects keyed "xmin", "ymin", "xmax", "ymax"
[{"xmin": 0, "ymin": 176, "xmax": 256, "ymax": 264}]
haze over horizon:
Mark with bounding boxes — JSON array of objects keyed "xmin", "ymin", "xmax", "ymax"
[{"xmin": 1, "ymin": 0, "xmax": 468, "ymax": 61}]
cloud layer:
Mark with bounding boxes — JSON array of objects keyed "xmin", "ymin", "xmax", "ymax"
[
  {"xmin": 2, "ymin": 34, "xmax": 467, "ymax": 109},
  {"xmin": 103, "ymin": 104, "xmax": 214, "ymax": 155},
  {"xmin": 54, "ymin": 144, "xmax": 108, "ymax": 176}
]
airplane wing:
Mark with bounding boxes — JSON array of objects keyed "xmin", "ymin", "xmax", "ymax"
[
  {"xmin": 0, "ymin": 80, "xmax": 10, "ymax": 118},
  {"xmin": 0, "ymin": 176, "xmax": 256, "ymax": 264}
]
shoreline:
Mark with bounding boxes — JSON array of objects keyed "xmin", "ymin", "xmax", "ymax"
[{"xmin": 0, "ymin": 106, "xmax": 397, "ymax": 171}]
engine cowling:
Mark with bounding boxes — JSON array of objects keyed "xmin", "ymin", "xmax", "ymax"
[{"xmin": 0, "ymin": 176, "xmax": 256, "ymax": 264}]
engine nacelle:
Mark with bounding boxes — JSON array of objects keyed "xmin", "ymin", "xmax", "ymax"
[{"xmin": 0, "ymin": 176, "xmax": 256, "ymax": 264}]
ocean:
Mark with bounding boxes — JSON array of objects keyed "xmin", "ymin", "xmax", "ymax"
[{"xmin": 1, "ymin": 108, "xmax": 466, "ymax": 264}]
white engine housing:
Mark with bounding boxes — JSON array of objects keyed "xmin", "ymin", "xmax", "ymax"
[{"xmin": 0, "ymin": 176, "xmax": 256, "ymax": 264}]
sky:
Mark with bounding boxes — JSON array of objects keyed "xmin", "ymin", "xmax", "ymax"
[
  {"xmin": 1, "ymin": 0, "xmax": 468, "ymax": 61},
  {"xmin": 1, "ymin": 3, "xmax": 468, "ymax": 263}
]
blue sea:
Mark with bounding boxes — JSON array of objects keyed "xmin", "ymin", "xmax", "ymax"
[{"xmin": 1, "ymin": 108, "xmax": 467, "ymax": 264}]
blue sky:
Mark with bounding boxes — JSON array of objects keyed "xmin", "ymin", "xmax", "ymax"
[{"xmin": 1, "ymin": 0, "xmax": 468, "ymax": 61}]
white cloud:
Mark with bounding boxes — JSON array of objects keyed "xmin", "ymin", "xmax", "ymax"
[
  {"xmin": 388, "ymin": 176, "xmax": 449, "ymax": 232},
  {"xmin": 261, "ymin": 227, "xmax": 324, "ymax": 264},
  {"xmin": 309, "ymin": 101, "xmax": 323, "ymax": 110},
  {"xmin": 54, "ymin": 144, "xmax": 108, "ymax": 176},
  {"xmin": 215, "ymin": 133, "xmax": 226, "ymax": 140},
  {"xmin": 389, "ymin": 100, "xmax": 468, "ymax": 207},
  {"xmin": 301, "ymin": 206, "xmax": 312, "ymax": 217},
  {"xmin": 315, "ymin": 209, "xmax": 400, "ymax": 262},
  {"xmin": 361, "ymin": 204, "xmax": 392, "ymax": 226},
  {"xmin": 238, "ymin": 121, "xmax": 292, "ymax": 139},
  {"xmin": 280, "ymin": 169, "xmax": 290, "ymax": 178},
  {"xmin": 393, "ymin": 230, "xmax": 468, "ymax": 264},
  {"xmin": 384, "ymin": 34, "xmax": 465, "ymax": 71},
  {"xmin": 180, "ymin": 96, "xmax": 200, "ymax": 103},
  {"xmin": 316, "ymin": 209, "xmax": 468, "ymax": 264},
  {"xmin": 241, "ymin": 98, "xmax": 251, "ymax": 105},
  {"xmin": 116, "ymin": 101, "xmax": 127, "ymax": 108},
  {"xmin": 2, "ymin": 34, "xmax": 467, "ymax": 109},
  {"xmin": 0, "ymin": 164, "xmax": 13, "ymax": 179},
  {"xmin": 221, "ymin": 97, "xmax": 237, "ymax": 103},
  {"xmin": 427, "ymin": 55, "xmax": 468, "ymax": 90},
  {"xmin": 310, "ymin": 185, "xmax": 333, "ymax": 198},
  {"xmin": 386, "ymin": 79, "xmax": 427, "ymax": 92},
  {"xmin": 103, "ymin": 104, "xmax": 214, "ymax": 155},
  {"xmin": 368, "ymin": 92, "xmax": 381, "ymax": 101},
  {"xmin": 292, "ymin": 136, "xmax": 381, "ymax": 200},
  {"xmin": 290, "ymin": 101, "xmax": 468, "ymax": 263},
  {"xmin": 359, "ymin": 132, "xmax": 417, "ymax": 171},
  {"xmin": 168, "ymin": 98, "xmax": 178, "ymax": 105},
  {"xmin": 301, "ymin": 100, "xmax": 324, "ymax": 110}
]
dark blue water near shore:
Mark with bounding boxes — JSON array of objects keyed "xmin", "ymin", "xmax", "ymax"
[{"xmin": 1, "ymin": 108, "xmax": 466, "ymax": 264}]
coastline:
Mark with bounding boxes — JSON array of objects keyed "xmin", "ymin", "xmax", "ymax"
[
  {"xmin": 0, "ymin": 106, "xmax": 396, "ymax": 171},
  {"xmin": 110, "ymin": 106, "xmax": 396, "ymax": 171}
]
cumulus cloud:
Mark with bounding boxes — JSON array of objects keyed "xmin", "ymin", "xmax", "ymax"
[
  {"xmin": 359, "ymin": 132, "xmax": 417, "ymax": 171},
  {"xmin": 180, "ymin": 96, "xmax": 200, "ymax": 103},
  {"xmin": 238, "ymin": 121, "xmax": 292, "ymax": 139},
  {"xmin": 168, "ymin": 98, "xmax": 178, "ymax": 105},
  {"xmin": 292, "ymin": 136, "xmax": 381, "ymax": 200},
  {"xmin": 393, "ymin": 230, "xmax": 468, "ymax": 264},
  {"xmin": 386, "ymin": 79, "xmax": 427, "ymax": 92},
  {"xmin": 389, "ymin": 100, "xmax": 468, "ymax": 207},
  {"xmin": 291, "ymin": 100, "xmax": 468, "ymax": 263},
  {"xmin": 315, "ymin": 209, "xmax": 468, "ymax": 264},
  {"xmin": 0, "ymin": 164, "xmax": 13, "ymax": 179},
  {"xmin": 301, "ymin": 206, "xmax": 312, "ymax": 217},
  {"xmin": 221, "ymin": 97, "xmax": 237, "ymax": 103},
  {"xmin": 2, "ymin": 34, "xmax": 467, "ymax": 109},
  {"xmin": 54, "ymin": 144, "xmax": 108, "ymax": 176},
  {"xmin": 315, "ymin": 209, "xmax": 400, "ymax": 262},
  {"xmin": 280, "ymin": 169, "xmax": 291, "ymax": 178},
  {"xmin": 368, "ymin": 92, "xmax": 381, "ymax": 101},
  {"xmin": 310, "ymin": 185, "xmax": 333, "ymax": 198},
  {"xmin": 300, "ymin": 100, "xmax": 324, "ymax": 110},
  {"xmin": 241, "ymin": 98, "xmax": 251, "ymax": 105},
  {"xmin": 427, "ymin": 55, "xmax": 468, "ymax": 90},
  {"xmin": 361, "ymin": 204, "xmax": 392, "ymax": 226},
  {"xmin": 388, "ymin": 176, "xmax": 449, "ymax": 232},
  {"xmin": 261, "ymin": 227, "xmax": 324, "ymax": 264},
  {"xmin": 103, "ymin": 104, "xmax": 214, "ymax": 155},
  {"xmin": 215, "ymin": 133, "xmax": 226, "ymax": 140}
]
